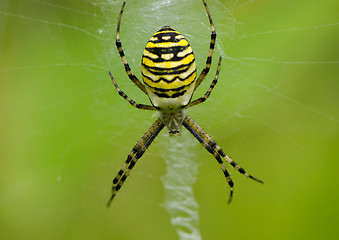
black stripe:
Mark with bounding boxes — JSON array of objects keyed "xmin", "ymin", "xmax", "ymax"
[
  {"xmin": 142, "ymin": 58, "xmax": 195, "ymax": 75},
  {"xmin": 144, "ymin": 79, "xmax": 194, "ymax": 93},
  {"xmin": 153, "ymin": 90, "xmax": 186, "ymax": 98},
  {"xmin": 142, "ymin": 51, "xmax": 193, "ymax": 63},
  {"xmin": 146, "ymin": 83, "xmax": 186, "ymax": 92},
  {"xmin": 144, "ymin": 65, "xmax": 193, "ymax": 76},
  {"xmin": 150, "ymin": 32, "xmax": 181, "ymax": 43},
  {"xmin": 145, "ymin": 45, "xmax": 188, "ymax": 57},
  {"xmin": 142, "ymin": 69, "xmax": 196, "ymax": 83},
  {"xmin": 157, "ymin": 26, "xmax": 175, "ymax": 31}
]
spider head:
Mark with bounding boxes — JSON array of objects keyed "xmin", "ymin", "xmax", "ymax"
[{"xmin": 159, "ymin": 110, "xmax": 186, "ymax": 135}]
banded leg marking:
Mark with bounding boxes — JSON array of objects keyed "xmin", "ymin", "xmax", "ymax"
[
  {"xmin": 115, "ymin": 0, "xmax": 147, "ymax": 94},
  {"xmin": 214, "ymin": 145, "xmax": 264, "ymax": 183},
  {"xmin": 195, "ymin": 0, "xmax": 217, "ymax": 90},
  {"xmin": 109, "ymin": 71, "xmax": 156, "ymax": 111},
  {"xmin": 107, "ymin": 118, "xmax": 165, "ymax": 206},
  {"xmin": 183, "ymin": 116, "xmax": 234, "ymax": 202},
  {"xmin": 185, "ymin": 56, "xmax": 222, "ymax": 109},
  {"xmin": 183, "ymin": 115, "xmax": 263, "ymax": 202}
]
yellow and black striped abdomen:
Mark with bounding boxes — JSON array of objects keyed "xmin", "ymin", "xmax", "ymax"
[{"xmin": 142, "ymin": 26, "xmax": 197, "ymax": 112}]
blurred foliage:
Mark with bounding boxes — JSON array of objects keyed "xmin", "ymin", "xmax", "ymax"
[{"xmin": 0, "ymin": 0, "xmax": 338, "ymax": 239}]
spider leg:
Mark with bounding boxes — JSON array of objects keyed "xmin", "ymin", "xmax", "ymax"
[
  {"xmin": 109, "ymin": 71, "xmax": 156, "ymax": 110},
  {"xmin": 183, "ymin": 115, "xmax": 234, "ymax": 202},
  {"xmin": 115, "ymin": 0, "xmax": 147, "ymax": 94},
  {"xmin": 107, "ymin": 118, "xmax": 165, "ymax": 207},
  {"xmin": 194, "ymin": 0, "xmax": 217, "ymax": 90},
  {"xmin": 214, "ymin": 141, "xmax": 264, "ymax": 183},
  {"xmin": 183, "ymin": 115, "xmax": 263, "ymax": 203},
  {"xmin": 185, "ymin": 56, "xmax": 222, "ymax": 109}
]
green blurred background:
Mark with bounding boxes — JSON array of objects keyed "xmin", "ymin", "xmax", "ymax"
[{"xmin": 1, "ymin": 0, "xmax": 338, "ymax": 239}]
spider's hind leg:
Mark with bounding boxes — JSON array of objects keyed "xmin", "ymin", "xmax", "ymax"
[
  {"xmin": 182, "ymin": 116, "xmax": 234, "ymax": 202},
  {"xmin": 107, "ymin": 118, "xmax": 165, "ymax": 207},
  {"xmin": 183, "ymin": 115, "xmax": 263, "ymax": 202}
]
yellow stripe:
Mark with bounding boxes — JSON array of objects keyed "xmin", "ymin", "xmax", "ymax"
[
  {"xmin": 177, "ymin": 46, "xmax": 193, "ymax": 57},
  {"xmin": 146, "ymin": 38, "xmax": 188, "ymax": 49},
  {"xmin": 175, "ymin": 35, "xmax": 185, "ymax": 40},
  {"xmin": 142, "ymin": 61, "xmax": 196, "ymax": 82},
  {"xmin": 143, "ymin": 49, "xmax": 159, "ymax": 59},
  {"xmin": 142, "ymin": 53, "xmax": 194, "ymax": 69},
  {"xmin": 161, "ymin": 53, "xmax": 174, "ymax": 60},
  {"xmin": 142, "ymin": 66, "xmax": 196, "ymax": 90}
]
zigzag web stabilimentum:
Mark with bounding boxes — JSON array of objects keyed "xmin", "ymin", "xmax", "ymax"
[{"xmin": 2, "ymin": 0, "xmax": 338, "ymax": 239}]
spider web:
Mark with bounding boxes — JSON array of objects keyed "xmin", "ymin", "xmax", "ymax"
[{"xmin": 0, "ymin": 0, "xmax": 338, "ymax": 240}]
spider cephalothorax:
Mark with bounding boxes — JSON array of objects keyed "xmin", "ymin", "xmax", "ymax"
[{"xmin": 107, "ymin": 0, "xmax": 262, "ymax": 207}]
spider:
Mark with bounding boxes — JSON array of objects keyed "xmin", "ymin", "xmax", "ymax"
[{"xmin": 107, "ymin": 0, "xmax": 263, "ymax": 207}]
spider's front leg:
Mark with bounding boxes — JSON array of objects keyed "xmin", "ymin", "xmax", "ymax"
[
  {"xmin": 195, "ymin": 0, "xmax": 217, "ymax": 90},
  {"xmin": 107, "ymin": 118, "xmax": 165, "ymax": 207},
  {"xmin": 115, "ymin": 0, "xmax": 147, "ymax": 94}
]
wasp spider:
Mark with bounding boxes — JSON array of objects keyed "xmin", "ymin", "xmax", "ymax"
[{"xmin": 107, "ymin": 0, "xmax": 263, "ymax": 206}]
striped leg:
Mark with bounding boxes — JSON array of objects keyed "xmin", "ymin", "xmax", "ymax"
[
  {"xmin": 109, "ymin": 71, "xmax": 156, "ymax": 110},
  {"xmin": 194, "ymin": 0, "xmax": 217, "ymax": 90},
  {"xmin": 185, "ymin": 56, "xmax": 222, "ymax": 109},
  {"xmin": 183, "ymin": 115, "xmax": 234, "ymax": 202},
  {"xmin": 107, "ymin": 118, "xmax": 165, "ymax": 207},
  {"xmin": 115, "ymin": 0, "xmax": 147, "ymax": 94},
  {"xmin": 183, "ymin": 115, "xmax": 263, "ymax": 203}
]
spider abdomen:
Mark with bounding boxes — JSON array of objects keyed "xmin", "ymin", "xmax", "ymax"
[{"xmin": 142, "ymin": 26, "xmax": 197, "ymax": 112}]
